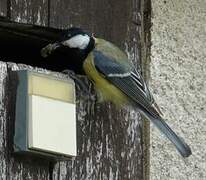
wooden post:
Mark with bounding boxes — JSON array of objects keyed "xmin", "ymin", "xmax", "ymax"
[
  {"xmin": 0, "ymin": 62, "xmax": 52, "ymax": 179},
  {"xmin": 0, "ymin": 0, "xmax": 7, "ymax": 17},
  {"xmin": 0, "ymin": 0, "xmax": 150, "ymax": 179}
]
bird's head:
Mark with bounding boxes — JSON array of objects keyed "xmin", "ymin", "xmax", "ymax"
[
  {"xmin": 41, "ymin": 27, "xmax": 96, "ymax": 74},
  {"xmin": 60, "ymin": 27, "xmax": 95, "ymax": 54}
]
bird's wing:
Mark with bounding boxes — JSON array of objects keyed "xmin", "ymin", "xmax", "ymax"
[
  {"xmin": 93, "ymin": 50, "xmax": 192, "ymax": 157},
  {"xmin": 93, "ymin": 50, "xmax": 159, "ymax": 118}
]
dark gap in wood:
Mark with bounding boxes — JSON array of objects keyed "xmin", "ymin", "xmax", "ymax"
[
  {"xmin": 7, "ymin": 0, "xmax": 11, "ymax": 19},
  {"xmin": 6, "ymin": 69, "xmax": 17, "ymax": 159},
  {"xmin": 47, "ymin": 0, "xmax": 51, "ymax": 27},
  {"xmin": 141, "ymin": 0, "xmax": 151, "ymax": 179},
  {"xmin": 0, "ymin": 18, "xmax": 84, "ymax": 74},
  {"xmin": 49, "ymin": 161, "xmax": 54, "ymax": 180}
]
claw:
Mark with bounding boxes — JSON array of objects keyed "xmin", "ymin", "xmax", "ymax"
[{"xmin": 62, "ymin": 69, "xmax": 96, "ymax": 101}]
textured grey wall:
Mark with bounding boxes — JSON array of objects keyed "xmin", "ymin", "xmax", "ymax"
[{"xmin": 150, "ymin": 0, "xmax": 206, "ymax": 179}]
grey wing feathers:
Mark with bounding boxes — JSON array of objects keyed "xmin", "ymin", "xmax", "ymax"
[
  {"xmin": 93, "ymin": 50, "xmax": 192, "ymax": 157},
  {"xmin": 143, "ymin": 110, "xmax": 192, "ymax": 157},
  {"xmin": 93, "ymin": 50, "xmax": 157, "ymax": 117}
]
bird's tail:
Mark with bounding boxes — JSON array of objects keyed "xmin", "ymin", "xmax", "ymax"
[{"xmin": 142, "ymin": 110, "xmax": 192, "ymax": 157}]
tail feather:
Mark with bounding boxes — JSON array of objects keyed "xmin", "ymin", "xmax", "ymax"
[{"xmin": 142, "ymin": 110, "xmax": 192, "ymax": 157}]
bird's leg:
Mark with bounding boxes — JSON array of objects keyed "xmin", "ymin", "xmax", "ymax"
[{"xmin": 62, "ymin": 69, "xmax": 96, "ymax": 101}]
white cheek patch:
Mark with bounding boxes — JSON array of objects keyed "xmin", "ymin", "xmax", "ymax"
[{"xmin": 62, "ymin": 34, "xmax": 90, "ymax": 49}]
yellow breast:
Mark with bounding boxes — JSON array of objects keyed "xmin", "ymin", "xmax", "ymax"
[{"xmin": 83, "ymin": 52, "xmax": 128, "ymax": 106}]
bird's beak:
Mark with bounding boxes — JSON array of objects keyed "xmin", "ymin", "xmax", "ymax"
[
  {"xmin": 92, "ymin": 33, "xmax": 98, "ymax": 44},
  {"xmin": 92, "ymin": 33, "xmax": 95, "ymax": 38}
]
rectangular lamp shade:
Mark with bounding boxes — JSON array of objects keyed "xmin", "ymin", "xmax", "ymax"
[{"xmin": 14, "ymin": 70, "xmax": 77, "ymax": 158}]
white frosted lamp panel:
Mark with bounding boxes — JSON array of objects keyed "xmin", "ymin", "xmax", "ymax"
[{"xmin": 28, "ymin": 95, "xmax": 76, "ymax": 156}]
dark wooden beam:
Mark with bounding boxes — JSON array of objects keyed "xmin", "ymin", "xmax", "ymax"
[
  {"xmin": 0, "ymin": 0, "xmax": 7, "ymax": 17},
  {"xmin": 9, "ymin": 0, "xmax": 48, "ymax": 25},
  {"xmin": 0, "ymin": 1, "xmax": 53, "ymax": 178},
  {"xmin": 0, "ymin": 18, "xmax": 81, "ymax": 72},
  {"xmin": 0, "ymin": 0, "xmax": 149, "ymax": 179},
  {"xmin": 50, "ymin": 0, "xmax": 143, "ymax": 179}
]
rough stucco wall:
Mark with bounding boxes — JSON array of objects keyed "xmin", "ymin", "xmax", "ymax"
[{"xmin": 150, "ymin": 0, "xmax": 206, "ymax": 180}]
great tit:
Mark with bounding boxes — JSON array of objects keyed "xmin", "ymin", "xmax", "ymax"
[{"xmin": 41, "ymin": 27, "xmax": 192, "ymax": 158}]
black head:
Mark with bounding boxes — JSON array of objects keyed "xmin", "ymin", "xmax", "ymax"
[
  {"xmin": 61, "ymin": 27, "xmax": 90, "ymax": 39},
  {"xmin": 60, "ymin": 27, "xmax": 95, "ymax": 53},
  {"xmin": 52, "ymin": 27, "xmax": 95, "ymax": 74}
]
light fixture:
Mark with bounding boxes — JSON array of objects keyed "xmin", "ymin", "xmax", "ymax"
[{"xmin": 14, "ymin": 70, "xmax": 77, "ymax": 159}]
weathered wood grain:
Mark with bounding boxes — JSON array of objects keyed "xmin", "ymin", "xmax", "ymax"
[
  {"xmin": 0, "ymin": 61, "xmax": 52, "ymax": 179},
  {"xmin": 0, "ymin": 0, "xmax": 7, "ymax": 16},
  {"xmin": 140, "ymin": 0, "xmax": 152, "ymax": 179},
  {"xmin": 10, "ymin": 0, "xmax": 48, "ymax": 25},
  {"xmin": 50, "ymin": 0, "xmax": 144, "ymax": 179},
  {"xmin": 0, "ymin": 0, "xmax": 150, "ymax": 179},
  {"xmin": 50, "ymin": 0, "xmax": 141, "ymax": 52},
  {"xmin": 0, "ymin": 1, "xmax": 52, "ymax": 179}
]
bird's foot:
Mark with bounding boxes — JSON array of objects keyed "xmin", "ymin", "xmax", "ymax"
[{"xmin": 62, "ymin": 69, "xmax": 96, "ymax": 101}]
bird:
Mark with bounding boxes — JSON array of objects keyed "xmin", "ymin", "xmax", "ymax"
[{"xmin": 41, "ymin": 27, "xmax": 192, "ymax": 158}]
